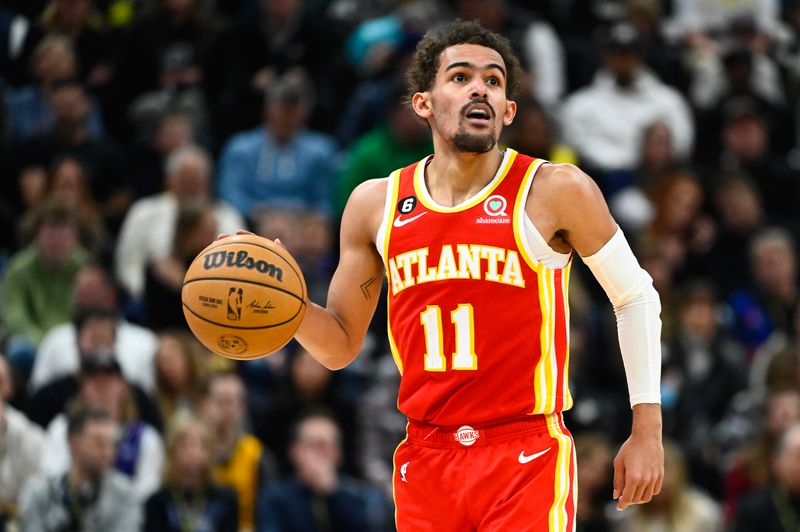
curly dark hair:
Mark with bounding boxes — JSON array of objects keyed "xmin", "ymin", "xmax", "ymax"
[{"xmin": 405, "ymin": 19, "xmax": 524, "ymax": 102}]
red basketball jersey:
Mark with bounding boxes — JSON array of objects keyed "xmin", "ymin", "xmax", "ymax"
[{"xmin": 379, "ymin": 149, "xmax": 573, "ymax": 426}]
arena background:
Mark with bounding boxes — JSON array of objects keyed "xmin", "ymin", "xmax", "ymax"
[{"xmin": 1, "ymin": 0, "xmax": 800, "ymax": 530}]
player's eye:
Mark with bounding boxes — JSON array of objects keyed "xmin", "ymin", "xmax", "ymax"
[
  {"xmin": 453, "ymin": 73, "xmax": 467, "ymax": 82},
  {"xmin": 487, "ymin": 77, "xmax": 500, "ymax": 86}
]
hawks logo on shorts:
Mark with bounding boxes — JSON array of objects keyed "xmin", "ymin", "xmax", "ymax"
[{"xmin": 380, "ymin": 149, "xmax": 573, "ymax": 426}]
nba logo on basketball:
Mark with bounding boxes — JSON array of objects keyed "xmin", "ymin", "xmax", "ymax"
[{"xmin": 227, "ymin": 287, "xmax": 243, "ymax": 320}]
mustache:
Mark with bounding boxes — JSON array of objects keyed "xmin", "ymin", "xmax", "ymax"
[{"xmin": 461, "ymin": 99, "xmax": 495, "ymax": 118}]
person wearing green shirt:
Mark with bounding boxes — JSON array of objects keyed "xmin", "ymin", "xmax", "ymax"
[
  {"xmin": 3, "ymin": 202, "xmax": 88, "ymax": 377},
  {"xmin": 335, "ymin": 91, "xmax": 433, "ymax": 216}
]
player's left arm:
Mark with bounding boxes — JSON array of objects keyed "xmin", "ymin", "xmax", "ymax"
[{"xmin": 530, "ymin": 163, "xmax": 664, "ymax": 511}]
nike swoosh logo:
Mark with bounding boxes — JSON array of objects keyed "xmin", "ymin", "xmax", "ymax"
[
  {"xmin": 393, "ymin": 212, "xmax": 427, "ymax": 228},
  {"xmin": 518, "ymin": 447, "xmax": 552, "ymax": 464}
]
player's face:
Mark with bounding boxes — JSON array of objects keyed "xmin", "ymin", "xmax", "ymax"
[{"xmin": 413, "ymin": 44, "xmax": 516, "ymax": 153}]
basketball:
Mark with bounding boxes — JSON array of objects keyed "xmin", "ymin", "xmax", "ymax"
[{"xmin": 181, "ymin": 234, "xmax": 307, "ymax": 359}]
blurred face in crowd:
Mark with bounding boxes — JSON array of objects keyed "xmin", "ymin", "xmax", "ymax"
[
  {"xmin": 50, "ymin": 158, "xmax": 88, "ymax": 208},
  {"xmin": 173, "ymin": 424, "xmax": 211, "ymax": 485},
  {"xmin": 656, "ymin": 175, "xmax": 703, "ymax": 233},
  {"xmin": 723, "ymin": 115, "xmax": 767, "ymax": 161},
  {"xmin": 775, "ymin": 425, "xmax": 800, "ymax": 494},
  {"xmin": 292, "ymin": 348, "xmax": 331, "ymax": 400},
  {"xmin": 716, "ymin": 180, "xmax": 762, "ymax": 233},
  {"xmin": 163, "ymin": 0, "xmax": 195, "ymax": 17},
  {"xmin": 679, "ymin": 293, "xmax": 717, "ymax": 338},
  {"xmin": 505, "ymin": 105, "xmax": 551, "ymax": 158},
  {"xmin": 414, "ymin": 44, "xmax": 516, "ymax": 154},
  {"xmin": 752, "ymin": 237, "xmax": 797, "ymax": 296},
  {"xmin": 81, "ymin": 370, "xmax": 128, "ymax": 421},
  {"xmin": 167, "ymin": 152, "xmax": 209, "ymax": 201},
  {"xmin": 54, "ymin": 0, "xmax": 90, "ymax": 32},
  {"xmin": 266, "ymin": 99, "xmax": 308, "ymax": 144},
  {"xmin": 766, "ymin": 390, "xmax": 800, "ymax": 438},
  {"xmin": 641, "ymin": 122, "xmax": 673, "ymax": 172},
  {"xmin": 155, "ymin": 113, "xmax": 193, "ymax": 155},
  {"xmin": 156, "ymin": 334, "xmax": 192, "ymax": 392},
  {"xmin": 50, "ymin": 85, "xmax": 90, "ymax": 134},
  {"xmin": 262, "ymin": 0, "xmax": 298, "ymax": 20},
  {"xmin": 34, "ymin": 39, "xmax": 76, "ymax": 85},
  {"xmin": 605, "ymin": 49, "xmax": 642, "ymax": 87},
  {"xmin": 73, "ymin": 266, "xmax": 117, "ymax": 311},
  {"xmin": 37, "ymin": 219, "xmax": 78, "ymax": 267},
  {"xmin": 204, "ymin": 374, "xmax": 245, "ymax": 432},
  {"xmin": 69, "ymin": 418, "xmax": 117, "ymax": 481},
  {"xmin": 457, "ymin": 0, "xmax": 505, "ymax": 31},
  {"xmin": 291, "ymin": 416, "xmax": 341, "ymax": 469},
  {"xmin": 77, "ymin": 316, "xmax": 116, "ymax": 357}
]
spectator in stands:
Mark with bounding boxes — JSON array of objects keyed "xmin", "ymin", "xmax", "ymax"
[
  {"xmin": 260, "ymin": 347, "xmax": 356, "ymax": 476},
  {"xmin": 501, "ymin": 96, "xmax": 577, "ymax": 167},
  {"xmin": 128, "ymin": 109, "xmax": 195, "ymax": 199},
  {"xmin": 14, "ymin": 79, "xmax": 128, "ymax": 229},
  {"xmin": 144, "ymin": 412, "xmax": 238, "ymax": 532},
  {"xmin": 30, "ymin": 263, "xmax": 157, "ymax": 394},
  {"xmin": 614, "ymin": 440, "xmax": 723, "ymax": 532},
  {"xmin": 712, "ymin": 97, "xmax": 800, "ymax": 223},
  {"xmin": 4, "ymin": 34, "xmax": 104, "ymax": 143},
  {"xmin": 143, "ymin": 200, "xmax": 217, "ymax": 330},
  {"xmin": 733, "ymin": 423, "xmax": 800, "ymax": 531},
  {"xmin": 662, "ymin": 281, "xmax": 747, "ymax": 495},
  {"xmin": 574, "ymin": 433, "xmax": 613, "ymax": 532},
  {"xmin": 729, "ymin": 228, "xmax": 799, "ymax": 350},
  {"xmin": 256, "ymin": 409, "xmax": 388, "ymax": 532},
  {"xmin": 2, "ymin": 201, "xmax": 87, "ymax": 377},
  {"xmin": 203, "ymin": 372, "xmax": 275, "ymax": 532},
  {"xmin": 154, "ymin": 330, "xmax": 208, "ymax": 421},
  {"xmin": 356, "ymin": 355, "xmax": 405, "ymax": 498},
  {"xmin": 18, "ymin": 407, "xmax": 141, "ymax": 531},
  {"xmin": 560, "ymin": 22, "xmax": 694, "ymax": 177},
  {"xmin": 27, "ymin": 307, "xmax": 162, "ymax": 430},
  {"xmin": 0, "ymin": 360, "xmax": 44, "ymax": 526},
  {"xmin": 216, "ymin": 70, "xmax": 338, "ymax": 219},
  {"xmin": 335, "ymin": 84, "xmax": 431, "ymax": 216},
  {"xmin": 708, "ymin": 177, "xmax": 766, "ymax": 297},
  {"xmin": 642, "ymin": 170, "xmax": 716, "ymax": 280},
  {"xmin": 41, "ymin": 354, "xmax": 165, "ymax": 500},
  {"xmin": 455, "ymin": 0, "xmax": 566, "ymax": 106},
  {"xmin": 725, "ymin": 388, "xmax": 800, "ymax": 521},
  {"xmin": 115, "ymin": 144, "xmax": 243, "ymax": 300}
]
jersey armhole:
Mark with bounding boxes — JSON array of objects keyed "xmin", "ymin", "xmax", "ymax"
[{"xmin": 375, "ymin": 170, "xmax": 401, "ymax": 262}]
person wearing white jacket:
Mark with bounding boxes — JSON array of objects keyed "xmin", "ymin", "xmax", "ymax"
[{"xmin": 560, "ymin": 23, "xmax": 694, "ymax": 174}]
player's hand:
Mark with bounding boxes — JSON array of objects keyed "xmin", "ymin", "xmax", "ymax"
[{"xmin": 612, "ymin": 406, "xmax": 664, "ymax": 510}]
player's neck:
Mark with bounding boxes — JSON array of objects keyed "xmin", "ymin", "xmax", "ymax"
[{"xmin": 425, "ymin": 145, "xmax": 504, "ymax": 207}]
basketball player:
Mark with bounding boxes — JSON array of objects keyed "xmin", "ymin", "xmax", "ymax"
[{"xmin": 228, "ymin": 20, "xmax": 663, "ymax": 531}]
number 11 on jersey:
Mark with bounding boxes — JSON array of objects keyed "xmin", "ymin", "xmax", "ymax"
[{"xmin": 420, "ymin": 304, "xmax": 478, "ymax": 371}]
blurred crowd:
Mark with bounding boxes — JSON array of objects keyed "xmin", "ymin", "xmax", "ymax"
[{"xmin": 1, "ymin": 0, "xmax": 800, "ymax": 530}]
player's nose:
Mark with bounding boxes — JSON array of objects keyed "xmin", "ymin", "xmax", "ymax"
[{"xmin": 469, "ymin": 79, "xmax": 488, "ymax": 99}]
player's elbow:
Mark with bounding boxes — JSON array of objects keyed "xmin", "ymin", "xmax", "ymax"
[{"xmin": 318, "ymin": 350, "xmax": 358, "ymax": 371}]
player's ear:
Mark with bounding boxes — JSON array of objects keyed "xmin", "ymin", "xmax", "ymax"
[
  {"xmin": 412, "ymin": 92, "xmax": 433, "ymax": 120},
  {"xmin": 503, "ymin": 99, "xmax": 517, "ymax": 126}
]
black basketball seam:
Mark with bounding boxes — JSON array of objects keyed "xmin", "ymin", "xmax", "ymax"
[
  {"xmin": 182, "ymin": 300, "xmax": 306, "ymax": 330},
  {"xmin": 190, "ymin": 240, "xmax": 307, "ymax": 301},
  {"xmin": 183, "ymin": 276, "xmax": 304, "ymax": 302}
]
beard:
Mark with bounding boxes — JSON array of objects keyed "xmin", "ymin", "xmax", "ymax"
[{"xmin": 453, "ymin": 130, "xmax": 496, "ymax": 153}]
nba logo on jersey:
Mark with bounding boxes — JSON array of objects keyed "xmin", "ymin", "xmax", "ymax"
[{"xmin": 454, "ymin": 426, "xmax": 480, "ymax": 446}]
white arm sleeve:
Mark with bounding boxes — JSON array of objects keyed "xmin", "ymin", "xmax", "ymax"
[{"xmin": 581, "ymin": 227, "xmax": 662, "ymax": 407}]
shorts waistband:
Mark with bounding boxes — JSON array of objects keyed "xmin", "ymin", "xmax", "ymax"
[{"xmin": 406, "ymin": 413, "xmax": 565, "ymax": 448}]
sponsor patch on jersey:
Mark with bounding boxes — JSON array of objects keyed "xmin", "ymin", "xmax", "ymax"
[{"xmin": 477, "ymin": 194, "xmax": 510, "ymax": 223}]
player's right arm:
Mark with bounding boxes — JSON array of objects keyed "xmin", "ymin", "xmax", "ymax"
[{"xmin": 293, "ymin": 178, "xmax": 387, "ymax": 370}]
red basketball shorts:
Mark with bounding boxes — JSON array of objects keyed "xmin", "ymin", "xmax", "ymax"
[{"xmin": 392, "ymin": 412, "xmax": 576, "ymax": 532}]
